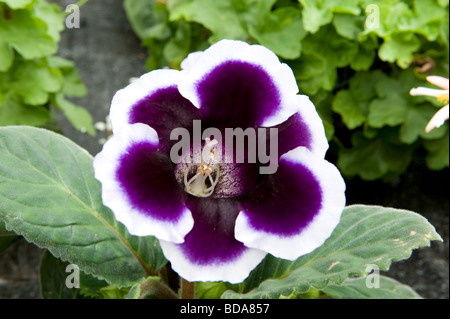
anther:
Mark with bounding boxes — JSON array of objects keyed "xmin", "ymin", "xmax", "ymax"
[{"xmin": 183, "ymin": 138, "xmax": 220, "ymax": 197}]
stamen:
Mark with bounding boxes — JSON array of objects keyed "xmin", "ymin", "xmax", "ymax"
[
  {"xmin": 183, "ymin": 138, "xmax": 220, "ymax": 197},
  {"xmin": 184, "ymin": 165, "xmax": 220, "ymax": 197}
]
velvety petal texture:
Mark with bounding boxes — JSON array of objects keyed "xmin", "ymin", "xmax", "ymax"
[
  {"xmin": 94, "ymin": 123, "xmax": 193, "ymax": 243},
  {"xmin": 109, "ymin": 70, "xmax": 199, "ymax": 152},
  {"xmin": 178, "ymin": 39, "xmax": 300, "ymax": 127},
  {"xmin": 235, "ymin": 147, "xmax": 346, "ymax": 260},
  {"xmin": 94, "ymin": 39, "xmax": 346, "ymax": 283},
  {"xmin": 160, "ymin": 198, "xmax": 266, "ymax": 283}
]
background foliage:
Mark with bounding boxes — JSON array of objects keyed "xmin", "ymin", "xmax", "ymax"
[
  {"xmin": 0, "ymin": 0, "xmax": 94, "ymax": 135},
  {"xmin": 124, "ymin": 0, "xmax": 449, "ymax": 181}
]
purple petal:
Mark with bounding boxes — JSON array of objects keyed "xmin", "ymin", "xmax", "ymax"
[
  {"xmin": 93, "ymin": 124, "xmax": 193, "ymax": 243},
  {"xmin": 128, "ymin": 86, "xmax": 199, "ymax": 153},
  {"xmin": 178, "ymin": 39, "xmax": 299, "ymax": 128},
  {"xmin": 235, "ymin": 147, "xmax": 346, "ymax": 260},
  {"xmin": 269, "ymin": 95, "xmax": 329, "ymax": 158},
  {"xmin": 159, "ymin": 197, "xmax": 266, "ymax": 283},
  {"xmin": 195, "ymin": 60, "xmax": 281, "ymax": 127},
  {"xmin": 109, "ymin": 70, "xmax": 198, "ymax": 153}
]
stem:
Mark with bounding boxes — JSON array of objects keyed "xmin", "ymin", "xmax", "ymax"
[
  {"xmin": 140, "ymin": 280, "xmax": 180, "ymax": 299},
  {"xmin": 181, "ymin": 278, "xmax": 195, "ymax": 299}
]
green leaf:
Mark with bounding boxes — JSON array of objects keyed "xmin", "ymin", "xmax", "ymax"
[
  {"xmin": 297, "ymin": 25, "xmax": 358, "ymax": 94},
  {"xmin": 0, "ymin": 0, "xmax": 34, "ymax": 9},
  {"xmin": 0, "ymin": 126, "xmax": 167, "ymax": 287},
  {"xmin": 378, "ymin": 31, "xmax": 421, "ymax": 68},
  {"xmin": 0, "ymin": 43, "xmax": 13, "ymax": 72},
  {"xmin": 332, "ymin": 70, "xmax": 385, "ymax": 129},
  {"xmin": 162, "ymin": 20, "xmax": 191, "ymax": 69},
  {"xmin": 413, "ymin": 0, "xmax": 448, "ymax": 41},
  {"xmin": 0, "ymin": 92, "xmax": 50, "ymax": 126},
  {"xmin": 332, "ymin": 13, "xmax": 364, "ymax": 40},
  {"xmin": 47, "ymin": 56, "xmax": 87, "ymax": 98},
  {"xmin": 361, "ymin": 1, "xmax": 415, "ymax": 38},
  {"xmin": 196, "ymin": 281, "xmax": 230, "ymax": 299},
  {"xmin": 2, "ymin": 58, "xmax": 62, "ymax": 106},
  {"xmin": 33, "ymin": 0, "xmax": 65, "ymax": 42},
  {"xmin": 299, "ymin": 0, "xmax": 361, "ymax": 34},
  {"xmin": 124, "ymin": 0, "xmax": 171, "ymax": 40},
  {"xmin": 0, "ymin": 6, "xmax": 57, "ymax": 60},
  {"xmin": 310, "ymin": 90, "xmax": 335, "ymax": 141},
  {"xmin": 322, "ymin": 275, "xmax": 422, "ymax": 299},
  {"xmin": 289, "ymin": 51, "xmax": 325, "ymax": 81},
  {"xmin": 51, "ymin": 93, "xmax": 95, "ymax": 136},
  {"xmin": 248, "ymin": 7, "xmax": 305, "ymax": 59},
  {"xmin": 170, "ymin": 0, "xmax": 248, "ymax": 41},
  {"xmin": 423, "ymin": 128, "xmax": 450, "ymax": 170},
  {"xmin": 400, "ymin": 104, "xmax": 448, "ymax": 144},
  {"xmin": 40, "ymin": 250, "xmax": 87, "ymax": 299},
  {"xmin": 350, "ymin": 36, "xmax": 378, "ymax": 71},
  {"xmin": 337, "ymin": 130, "xmax": 415, "ymax": 180},
  {"xmin": 367, "ymin": 94, "xmax": 408, "ymax": 128},
  {"xmin": 222, "ymin": 205, "xmax": 441, "ymax": 299},
  {"xmin": 367, "ymin": 74, "xmax": 407, "ymax": 129},
  {"xmin": 332, "ymin": 90, "xmax": 365, "ymax": 130}
]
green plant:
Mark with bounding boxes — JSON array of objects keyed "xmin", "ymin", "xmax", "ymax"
[
  {"xmin": 0, "ymin": 0, "xmax": 94, "ymax": 135},
  {"xmin": 124, "ymin": 0, "xmax": 449, "ymax": 180}
]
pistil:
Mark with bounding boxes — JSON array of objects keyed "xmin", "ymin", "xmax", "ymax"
[{"xmin": 184, "ymin": 138, "xmax": 220, "ymax": 197}]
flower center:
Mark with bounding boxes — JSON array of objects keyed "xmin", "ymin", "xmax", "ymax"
[{"xmin": 183, "ymin": 138, "xmax": 220, "ymax": 197}]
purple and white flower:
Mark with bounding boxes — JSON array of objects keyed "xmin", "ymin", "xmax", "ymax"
[{"xmin": 93, "ymin": 40, "xmax": 346, "ymax": 283}]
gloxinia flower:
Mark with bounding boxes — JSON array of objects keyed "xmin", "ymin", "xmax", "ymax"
[
  {"xmin": 93, "ymin": 40, "xmax": 346, "ymax": 283},
  {"xmin": 410, "ymin": 76, "xmax": 449, "ymax": 133}
]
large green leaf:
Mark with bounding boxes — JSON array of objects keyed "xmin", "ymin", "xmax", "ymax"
[
  {"xmin": 222, "ymin": 205, "xmax": 441, "ymax": 299},
  {"xmin": 0, "ymin": 126, "xmax": 167, "ymax": 287},
  {"xmin": 322, "ymin": 275, "xmax": 422, "ymax": 299}
]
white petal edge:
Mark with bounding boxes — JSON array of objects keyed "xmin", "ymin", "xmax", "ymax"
[
  {"xmin": 178, "ymin": 39, "xmax": 299, "ymax": 127},
  {"xmin": 93, "ymin": 123, "xmax": 194, "ymax": 243},
  {"xmin": 235, "ymin": 147, "xmax": 346, "ymax": 260},
  {"xmin": 180, "ymin": 51, "xmax": 202, "ymax": 70},
  {"xmin": 109, "ymin": 69, "xmax": 181, "ymax": 133},
  {"xmin": 295, "ymin": 94, "xmax": 329, "ymax": 158},
  {"xmin": 159, "ymin": 240, "xmax": 267, "ymax": 283}
]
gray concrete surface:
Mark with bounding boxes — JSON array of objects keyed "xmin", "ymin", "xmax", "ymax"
[{"xmin": 0, "ymin": 0, "xmax": 448, "ymax": 299}]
